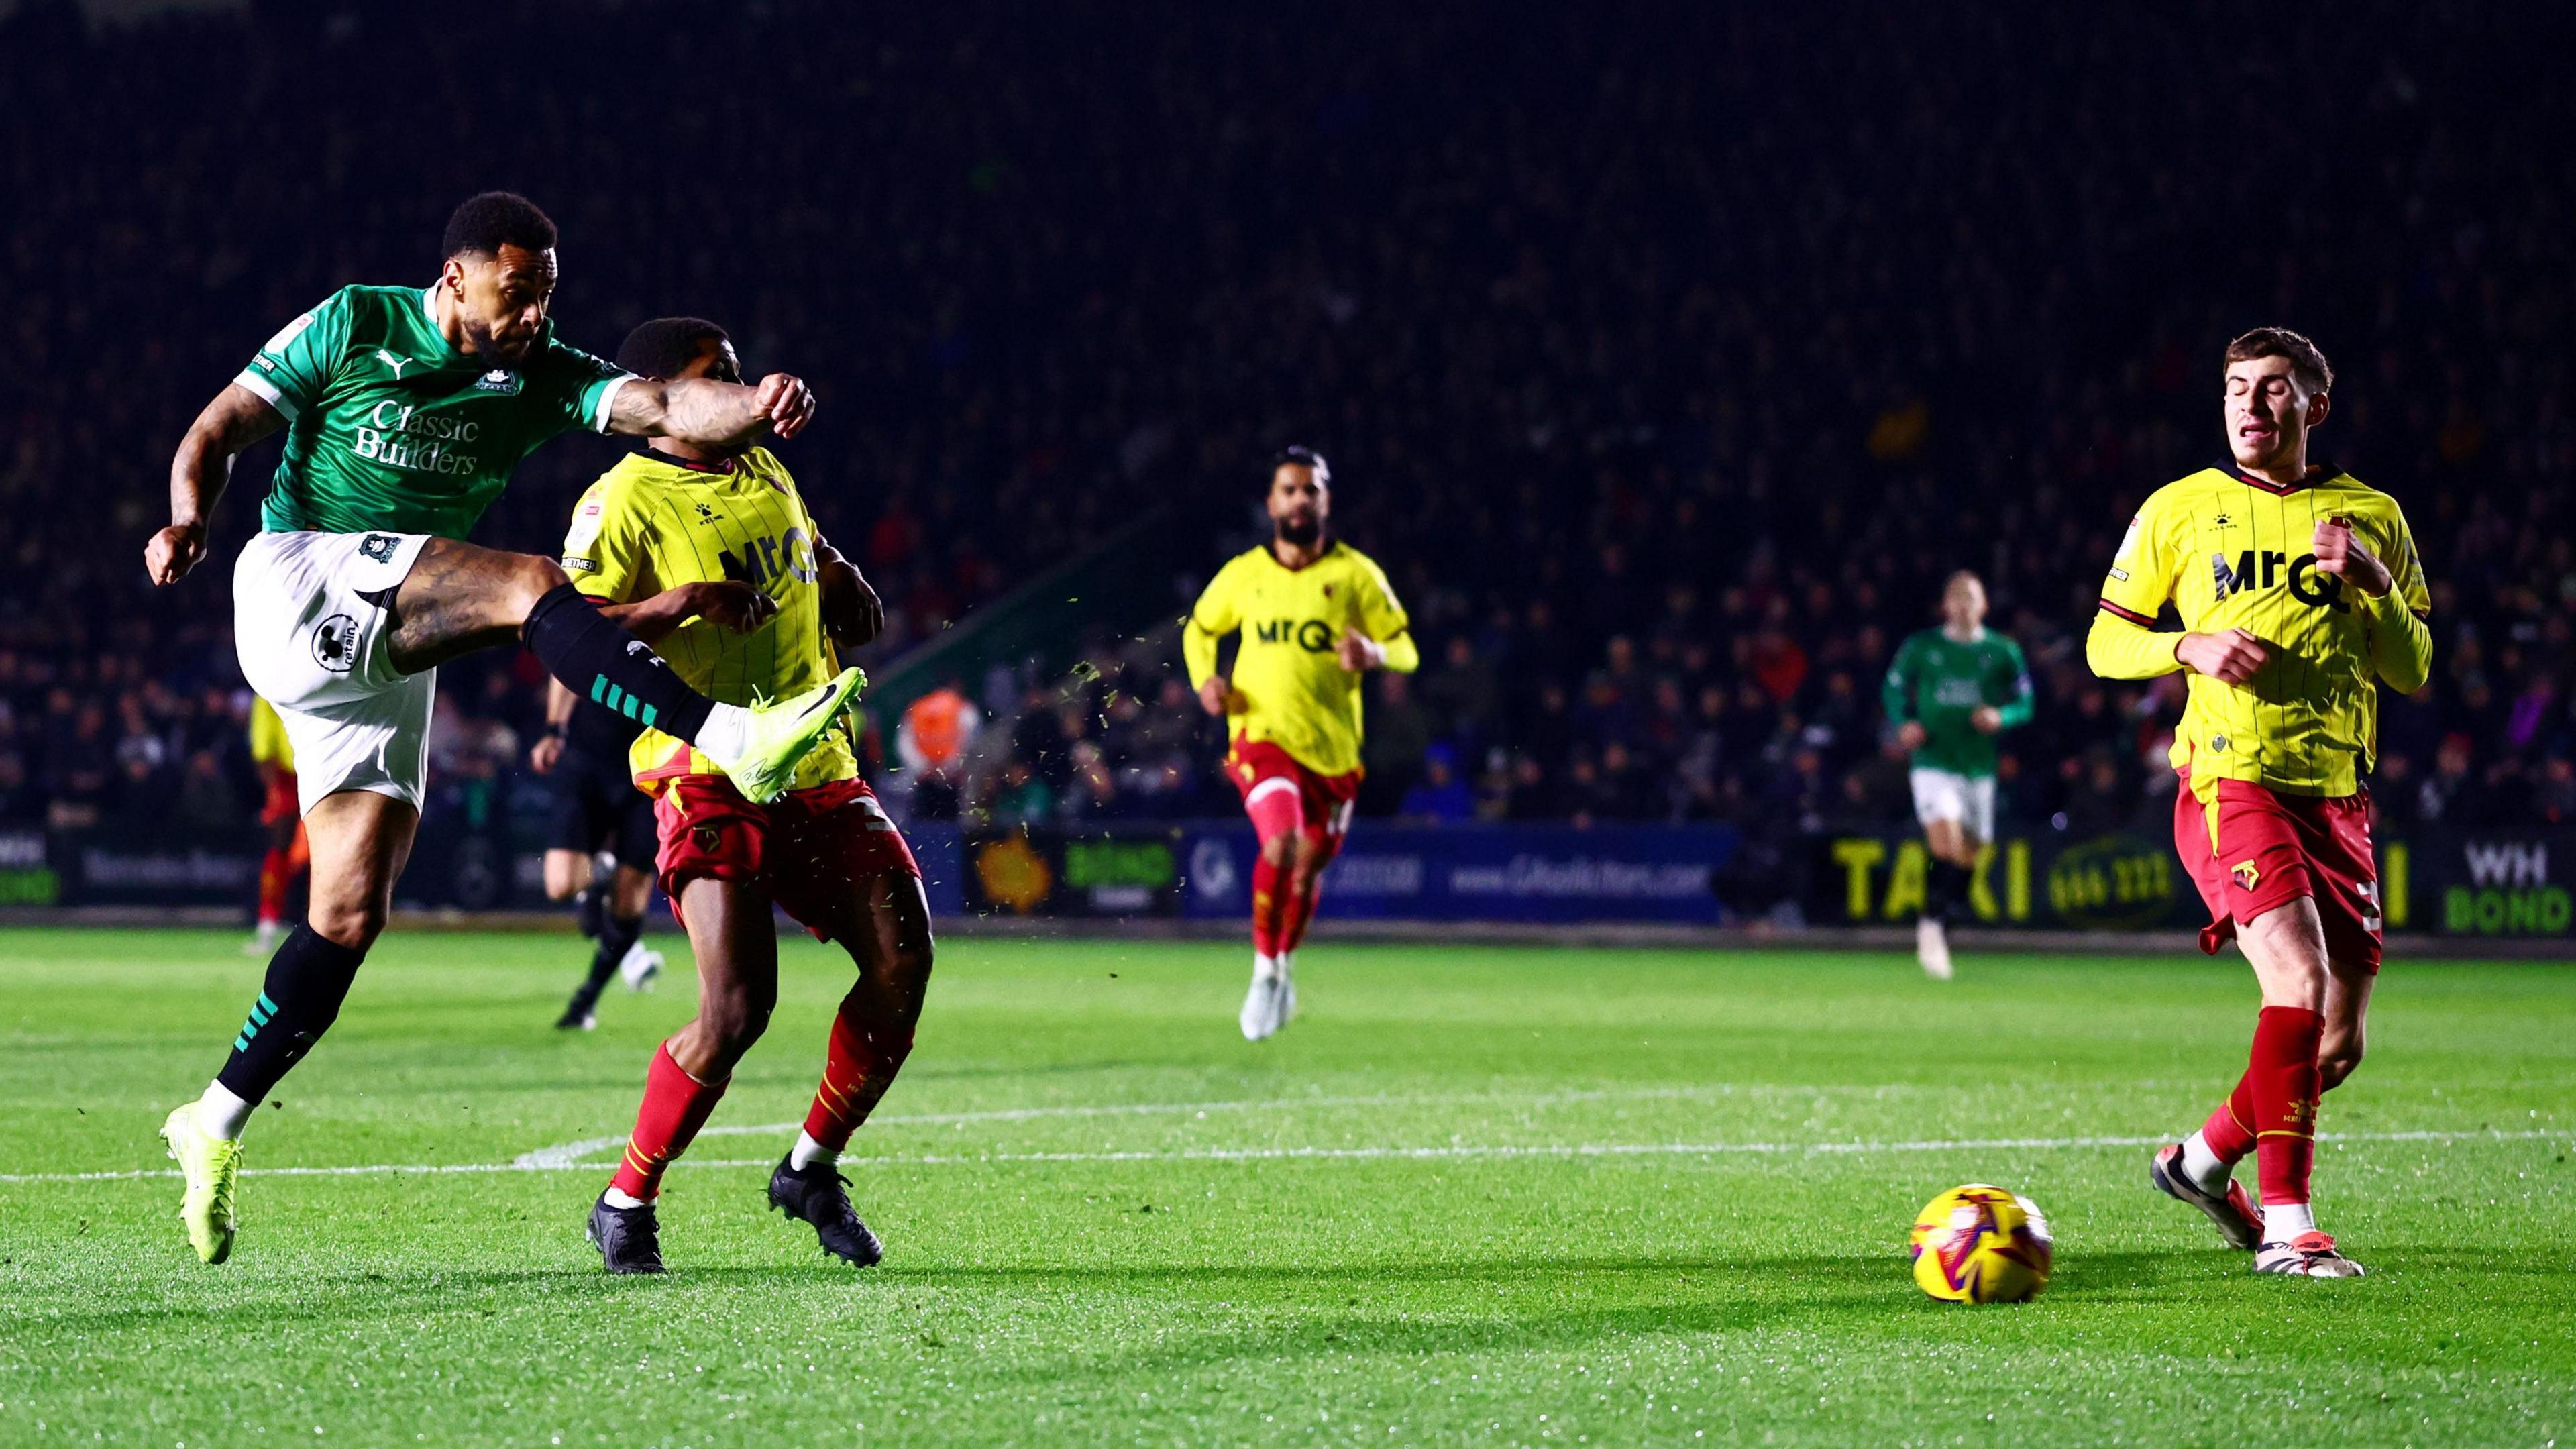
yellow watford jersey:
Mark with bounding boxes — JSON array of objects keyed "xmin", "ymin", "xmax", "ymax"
[
  {"xmin": 2087, "ymin": 462, "xmax": 2433, "ymax": 799},
  {"xmin": 248, "ymin": 696, "xmax": 295, "ymax": 773},
  {"xmin": 561, "ymin": 446, "xmax": 857, "ymax": 793},
  {"xmin": 1183, "ymin": 539, "xmax": 1418, "ymax": 777}
]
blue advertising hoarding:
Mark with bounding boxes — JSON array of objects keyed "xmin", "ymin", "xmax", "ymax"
[{"xmin": 1172, "ymin": 823, "xmax": 1736, "ymax": 925}]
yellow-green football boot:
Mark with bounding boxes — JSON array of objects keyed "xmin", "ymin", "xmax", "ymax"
[
  {"xmin": 160, "ymin": 1105, "xmax": 241, "ymax": 1265},
  {"xmin": 716, "ymin": 667, "xmax": 867, "ymax": 803}
]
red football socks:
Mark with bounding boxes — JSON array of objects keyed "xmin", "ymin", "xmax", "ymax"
[
  {"xmin": 801, "ymin": 988, "xmax": 916, "ymax": 1152},
  {"xmin": 1251, "ymin": 856, "xmax": 1289, "ymax": 959},
  {"xmin": 2247, "ymin": 1006, "xmax": 2324, "ymax": 1206},
  {"xmin": 256, "ymin": 846, "xmax": 294, "ymax": 925},
  {"xmin": 1277, "ymin": 833, "xmax": 1338, "ymax": 955},
  {"xmin": 1278, "ymin": 877, "xmax": 1317, "ymax": 955},
  {"xmin": 611, "ymin": 1042, "xmax": 728, "ymax": 1201},
  {"xmin": 2197, "ymin": 1071, "xmax": 2259, "ymax": 1164}
]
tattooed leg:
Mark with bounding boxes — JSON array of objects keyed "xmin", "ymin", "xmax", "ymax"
[{"xmin": 381, "ymin": 538, "xmax": 566, "ymax": 674}]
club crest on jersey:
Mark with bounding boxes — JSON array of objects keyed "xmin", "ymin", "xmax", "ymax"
[
  {"xmin": 474, "ymin": 368, "xmax": 523, "ymax": 395},
  {"xmin": 2231, "ymin": 859, "xmax": 2261, "ymax": 892}
]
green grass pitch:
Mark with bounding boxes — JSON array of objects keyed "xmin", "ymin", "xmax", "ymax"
[{"xmin": 1, "ymin": 928, "xmax": 2571, "ymax": 1446}]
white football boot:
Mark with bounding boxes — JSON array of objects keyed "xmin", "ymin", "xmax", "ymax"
[
  {"xmin": 1238, "ymin": 967, "xmax": 1286, "ymax": 1042},
  {"xmin": 2253, "ymin": 1230, "xmax": 2365, "ymax": 1277},
  {"xmin": 619, "ymin": 939, "xmax": 665, "ymax": 992},
  {"xmin": 1916, "ymin": 916, "xmax": 1954, "ymax": 980}
]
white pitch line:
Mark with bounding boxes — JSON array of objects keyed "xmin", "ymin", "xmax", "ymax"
[
  {"xmin": 511, "ymin": 1083, "xmax": 1934, "ymax": 1169},
  {"xmin": 2, "ymin": 1128, "xmax": 2561, "ymax": 1187}
]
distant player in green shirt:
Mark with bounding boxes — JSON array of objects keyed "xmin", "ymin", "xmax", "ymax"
[
  {"xmin": 1882, "ymin": 570, "xmax": 2033, "ymax": 979},
  {"xmin": 140, "ymin": 193, "xmax": 865, "ymax": 1268}
]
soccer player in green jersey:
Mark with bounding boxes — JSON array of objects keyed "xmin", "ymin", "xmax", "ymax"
[
  {"xmin": 140, "ymin": 193, "xmax": 865, "ymax": 1266},
  {"xmin": 1881, "ymin": 570, "xmax": 2033, "ymax": 979}
]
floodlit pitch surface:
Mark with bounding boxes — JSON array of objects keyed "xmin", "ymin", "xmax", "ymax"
[{"xmin": 2, "ymin": 930, "xmax": 2570, "ymax": 1446}]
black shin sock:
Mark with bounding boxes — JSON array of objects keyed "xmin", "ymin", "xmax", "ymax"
[
  {"xmin": 1921, "ymin": 859, "xmax": 1953, "ymax": 922},
  {"xmin": 522, "ymin": 584, "xmax": 715, "ymax": 743},
  {"xmin": 584, "ymin": 912, "xmax": 643, "ymax": 994},
  {"xmin": 216, "ymin": 926, "xmax": 367, "ymax": 1103}
]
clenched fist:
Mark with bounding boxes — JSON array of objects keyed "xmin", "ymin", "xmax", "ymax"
[
  {"xmin": 754, "ymin": 374, "xmax": 816, "ymax": 439},
  {"xmin": 2176, "ymin": 627, "xmax": 2270, "ymax": 686},
  {"xmin": 144, "ymin": 523, "xmax": 206, "ymax": 586},
  {"xmin": 2311, "ymin": 515, "xmax": 2392, "ymax": 598}
]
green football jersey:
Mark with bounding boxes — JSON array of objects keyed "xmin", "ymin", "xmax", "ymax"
[
  {"xmin": 1881, "ymin": 626, "xmax": 2033, "ymax": 777},
  {"xmin": 234, "ymin": 285, "xmax": 629, "ymax": 539}
]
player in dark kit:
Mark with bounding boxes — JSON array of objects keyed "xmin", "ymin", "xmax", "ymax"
[{"xmin": 529, "ymin": 680, "xmax": 663, "ymax": 1029}]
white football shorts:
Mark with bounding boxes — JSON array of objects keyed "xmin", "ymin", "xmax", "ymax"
[
  {"xmin": 233, "ymin": 529, "xmax": 437, "ymax": 814},
  {"xmin": 1909, "ymin": 767, "xmax": 1997, "ymax": 842}
]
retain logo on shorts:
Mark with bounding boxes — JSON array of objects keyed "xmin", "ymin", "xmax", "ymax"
[
  {"xmin": 358, "ymin": 533, "xmax": 399, "ymax": 564},
  {"xmin": 312, "ymin": 614, "xmax": 360, "ymax": 672},
  {"xmin": 2230, "ymin": 859, "xmax": 2261, "ymax": 892}
]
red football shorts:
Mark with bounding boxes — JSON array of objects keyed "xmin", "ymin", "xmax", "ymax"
[
  {"xmin": 260, "ymin": 771, "xmax": 300, "ymax": 826},
  {"xmin": 1228, "ymin": 737, "xmax": 1360, "ymax": 845},
  {"xmin": 2173, "ymin": 767, "xmax": 2381, "ymax": 972},
  {"xmin": 654, "ymin": 775, "xmax": 919, "ymax": 941}
]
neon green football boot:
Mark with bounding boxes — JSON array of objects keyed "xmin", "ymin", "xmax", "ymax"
[
  {"xmin": 715, "ymin": 666, "xmax": 867, "ymax": 803},
  {"xmin": 160, "ymin": 1105, "xmax": 241, "ymax": 1265}
]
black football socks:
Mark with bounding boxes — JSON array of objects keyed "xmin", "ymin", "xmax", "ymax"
[
  {"xmin": 215, "ymin": 925, "xmax": 366, "ymax": 1107},
  {"xmin": 583, "ymin": 911, "xmax": 644, "ymax": 997},
  {"xmin": 523, "ymin": 584, "xmax": 716, "ymax": 743}
]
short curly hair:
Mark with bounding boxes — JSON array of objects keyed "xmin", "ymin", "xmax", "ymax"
[
  {"xmin": 441, "ymin": 191, "xmax": 557, "ymax": 261},
  {"xmin": 615, "ymin": 317, "xmax": 730, "ymax": 380}
]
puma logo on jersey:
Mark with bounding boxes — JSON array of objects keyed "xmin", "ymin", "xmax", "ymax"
[{"xmin": 375, "ymin": 349, "xmax": 414, "ymax": 379}]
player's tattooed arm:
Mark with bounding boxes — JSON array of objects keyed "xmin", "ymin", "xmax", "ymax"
[
  {"xmin": 606, "ymin": 374, "xmax": 816, "ymax": 447},
  {"xmin": 146, "ymin": 384, "xmax": 282, "ymax": 585},
  {"xmin": 598, "ymin": 582, "xmax": 779, "ymax": 644}
]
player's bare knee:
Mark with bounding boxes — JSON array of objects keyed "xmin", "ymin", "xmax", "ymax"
[
  {"xmin": 308, "ymin": 900, "xmax": 385, "ymax": 951},
  {"xmin": 893, "ymin": 935, "xmax": 934, "ymax": 992},
  {"xmin": 702, "ymin": 984, "xmax": 773, "ymax": 1054},
  {"xmin": 1257, "ymin": 833, "xmax": 1297, "ymax": 868},
  {"xmin": 506, "ymin": 553, "xmax": 571, "ymax": 615}
]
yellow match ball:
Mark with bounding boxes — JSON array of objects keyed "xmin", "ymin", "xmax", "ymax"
[{"xmin": 1908, "ymin": 1184, "xmax": 2053, "ymax": 1303}]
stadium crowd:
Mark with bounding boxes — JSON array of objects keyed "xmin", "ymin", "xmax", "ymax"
[{"xmin": 1, "ymin": 1, "xmax": 2570, "ymax": 861}]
